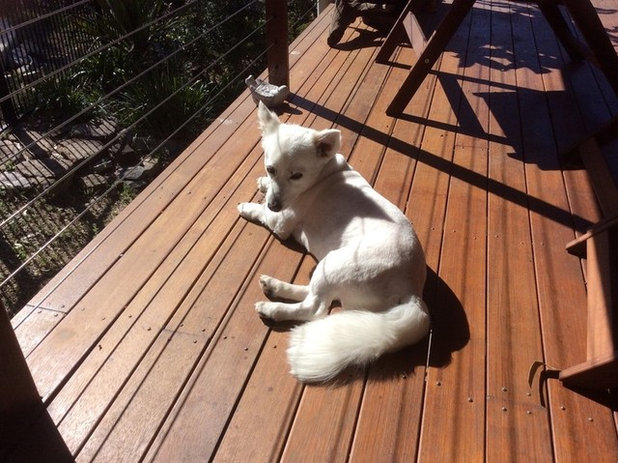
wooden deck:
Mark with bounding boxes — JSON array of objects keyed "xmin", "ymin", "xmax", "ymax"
[{"xmin": 7, "ymin": 1, "xmax": 618, "ymax": 461}]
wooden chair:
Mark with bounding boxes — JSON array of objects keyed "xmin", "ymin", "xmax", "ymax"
[
  {"xmin": 560, "ymin": 117, "xmax": 618, "ymax": 390},
  {"xmin": 564, "ymin": 214, "xmax": 618, "ymax": 390},
  {"xmin": 377, "ymin": 0, "xmax": 618, "ymax": 115}
]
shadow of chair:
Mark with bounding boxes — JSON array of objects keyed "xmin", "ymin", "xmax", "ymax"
[{"xmin": 377, "ymin": 0, "xmax": 618, "ymax": 116}]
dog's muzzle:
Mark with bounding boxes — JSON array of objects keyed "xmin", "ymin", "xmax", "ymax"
[{"xmin": 267, "ymin": 198, "xmax": 282, "ymax": 212}]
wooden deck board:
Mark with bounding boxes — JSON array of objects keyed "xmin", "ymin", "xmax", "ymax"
[
  {"xmin": 347, "ymin": 47, "xmax": 432, "ymax": 463},
  {"xmin": 485, "ymin": 3, "xmax": 554, "ymax": 461},
  {"xmin": 417, "ymin": 2, "xmax": 489, "ymax": 461},
  {"xmin": 148, "ymin": 18, "xmax": 385, "ymax": 463},
  {"xmin": 7, "ymin": 2, "xmax": 618, "ymax": 462}
]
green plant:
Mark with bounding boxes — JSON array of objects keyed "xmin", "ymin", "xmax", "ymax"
[
  {"xmin": 1, "ymin": 0, "xmax": 318, "ymax": 318},
  {"xmin": 34, "ymin": 70, "xmax": 105, "ymax": 123},
  {"xmin": 117, "ymin": 62, "xmax": 214, "ymax": 145},
  {"xmin": 78, "ymin": 0, "xmax": 168, "ymax": 55},
  {"xmin": 75, "ymin": 0, "xmax": 173, "ymax": 90},
  {"xmin": 288, "ymin": 0, "xmax": 317, "ymax": 39}
]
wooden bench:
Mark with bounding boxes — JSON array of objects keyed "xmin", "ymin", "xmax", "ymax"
[
  {"xmin": 564, "ymin": 215, "xmax": 618, "ymax": 389},
  {"xmin": 381, "ymin": 0, "xmax": 618, "ymax": 392},
  {"xmin": 562, "ymin": 123, "xmax": 618, "ymax": 390}
]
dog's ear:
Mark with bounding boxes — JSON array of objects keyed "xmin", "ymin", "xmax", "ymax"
[
  {"xmin": 257, "ymin": 101, "xmax": 280, "ymax": 134},
  {"xmin": 314, "ymin": 129, "xmax": 341, "ymax": 158}
]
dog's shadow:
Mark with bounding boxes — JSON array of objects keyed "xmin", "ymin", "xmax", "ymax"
[
  {"xmin": 368, "ymin": 267, "xmax": 470, "ymax": 383},
  {"xmin": 331, "ymin": 28, "xmax": 385, "ymax": 51},
  {"xmin": 262, "ymin": 265, "xmax": 470, "ymax": 385},
  {"xmin": 425, "ymin": 266, "xmax": 470, "ymax": 367}
]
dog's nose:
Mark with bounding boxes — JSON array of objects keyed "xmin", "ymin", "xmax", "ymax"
[{"xmin": 267, "ymin": 198, "xmax": 282, "ymax": 212}]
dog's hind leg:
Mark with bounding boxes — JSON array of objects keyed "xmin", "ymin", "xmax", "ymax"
[
  {"xmin": 256, "ymin": 293, "xmax": 330, "ymax": 322},
  {"xmin": 256, "ymin": 257, "xmax": 337, "ymax": 321},
  {"xmin": 259, "ymin": 275, "xmax": 309, "ymax": 301}
]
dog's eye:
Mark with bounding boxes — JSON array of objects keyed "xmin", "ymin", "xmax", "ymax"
[
  {"xmin": 290, "ymin": 172, "xmax": 303, "ymax": 180},
  {"xmin": 266, "ymin": 166, "xmax": 276, "ymax": 176}
]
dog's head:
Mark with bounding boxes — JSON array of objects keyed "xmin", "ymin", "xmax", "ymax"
[{"xmin": 257, "ymin": 101, "xmax": 341, "ymax": 211}]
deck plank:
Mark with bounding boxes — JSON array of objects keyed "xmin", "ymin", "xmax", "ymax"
[
  {"xmin": 275, "ymin": 24, "xmax": 439, "ymax": 462},
  {"xmin": 485, "ymin": 1, "xmax": 554, "ymax": 461},
  {"xmin": 211, "ymin": 34, "xmax": 415, "ymax": 463},
  {"xmin": 10, "ymin": 307, "xmax": 64, "ymax": 357},
  {"xmin": 227, "ymin": 25, "xmax": 395, "ymax": 463},
  {"xmin": 26, "ymin": 125, "xmax": 264, "ymax": 401},
  {"xmin": 18, "ymin": 5, "xmax": 328, "ymax": 323},
  {"xmin": 21, "ymin": 6, "xmax": 335, "ymax": 406},
  {"xmin": 346, "ymin": 43, "xmax": 434, "ymax": 462},
  {"xmin": 281, "ymin": 41, "xmax": 430, "ymax": 463},
  {"xmin": 66, "ymin": 14, "xmax": 341, "ymax": 461},
  {"xmin": 148, "ymin": 21, "xmax": 375, "ymax": 462},
  {"xmin": 46, "ymin": 12, "xmax": 339, "ymax": 436},
  {"xmin": 208, "ymin": 257, "xmax": 313, "ymax": 463},
  {"xmin": 416, "ymin": 2, "xmax": 490, "ymax": 461}
]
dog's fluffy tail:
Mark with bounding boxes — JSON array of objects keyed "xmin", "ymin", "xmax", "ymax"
[{"xmin": 287, "ymin": 296, "xmax": 430, "ymax": 382}]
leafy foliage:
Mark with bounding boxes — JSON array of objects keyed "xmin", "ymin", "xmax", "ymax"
[
  {"xmin": 30, "ymin": 0, "xmax": 316, "ymax": 147},
  {"xmin": 117, "ymin": 62, "xmax": 214, "ymax": 141}
]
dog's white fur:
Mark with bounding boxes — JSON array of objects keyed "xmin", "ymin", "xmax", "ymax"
[{"xmin": 237, "ymin": 102, "xmax": 430, "ymax": 382}]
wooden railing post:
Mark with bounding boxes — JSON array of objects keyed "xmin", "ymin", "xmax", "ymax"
[
  {"xmin": 0, "ymin": 305, "xmax": 41, "ymax": 458},
  {"xmin": 0, "ymin": 64, "xmax": 18, "ymax": 126},
  {"xmin": 265, "ymin": 0, "xmax": 289, "ymax": 87},
  {"xmin": 317, "ymin": 0, "xmax": 331, "ymax": 15},
  {"xmin": 0, "ymin": 306, "xmax": 73, "ymax": 460}
]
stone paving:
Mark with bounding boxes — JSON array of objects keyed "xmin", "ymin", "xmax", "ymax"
[{"xmin": 0, "ymin": 119, "xmax": 162, "ymax": 194}]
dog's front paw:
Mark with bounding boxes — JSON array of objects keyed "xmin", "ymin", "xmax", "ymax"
[
  {"xmin": 257, "ymin": 176, "xmax": 269, "ymax": 193},
  {"xmin": 238, "ymin": 202, "xmax": 261, "ymax": 223},
  {"xmin": 237, "ymin": 202, "xmax": 249, "ymax": 217}
]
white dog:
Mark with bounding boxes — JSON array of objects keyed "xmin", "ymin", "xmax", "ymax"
[{"xmin": 237, "ymin": 102, "xmax": 430, "ymax": 382}]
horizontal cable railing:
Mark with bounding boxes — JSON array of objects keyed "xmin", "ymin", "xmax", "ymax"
[{"xmin": 0, "ymin": 0, "xmax": 317, "ymax": 317}]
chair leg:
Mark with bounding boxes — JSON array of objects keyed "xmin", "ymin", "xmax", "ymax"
[
  {"xmin": 387, "ymin": 0, "xmax": 476, "ymax": 115},
  {"xmin": 564, "ymin": 0, "xmax": 618, "ymax": 95},
  {"xmin": 376, "ymin": 0, "xmax": 414, "ymax": 63}
]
